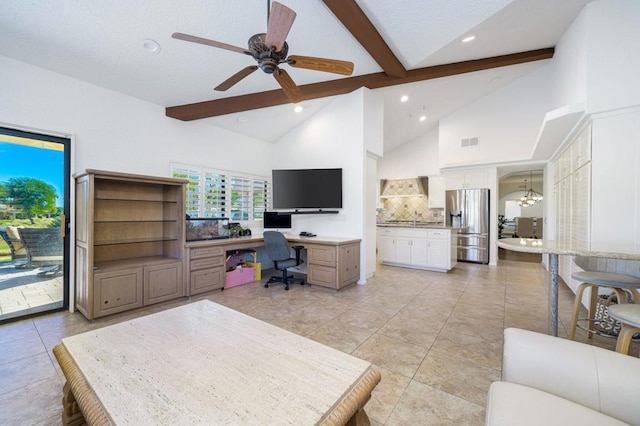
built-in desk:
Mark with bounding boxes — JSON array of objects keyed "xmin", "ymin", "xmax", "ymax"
[{"xmin": 186, "ymin": 234, "xmax": 361, "ymax": 294}]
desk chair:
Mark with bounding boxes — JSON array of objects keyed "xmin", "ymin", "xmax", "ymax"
[{"xmin": 263, "ymin": 231, "xmax": 304, "ymax": 291}]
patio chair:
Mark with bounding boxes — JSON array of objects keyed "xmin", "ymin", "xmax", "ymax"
[
  {"xmin": 17, "ymin": 227, "xmax": 63, "ymax": 276},
  {"xmin": 0, "ymin": 226, "xmax": 28, "ymax": 265}
]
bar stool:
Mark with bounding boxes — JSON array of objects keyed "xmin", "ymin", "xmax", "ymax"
[
  {"xmin": 608, "ymin": 304, "xmax": 640, "ymax": 355},
  {"xmin": 568, "ymin": 256, "xmax": 640, "ymax": 340}
]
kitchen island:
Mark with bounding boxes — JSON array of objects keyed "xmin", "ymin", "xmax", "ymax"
[{"xmin": 377, "ymin": 223, "xmax": 458, "ymax": 272}]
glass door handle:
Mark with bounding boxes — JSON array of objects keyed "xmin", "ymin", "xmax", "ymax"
[{"xmin": 60, "ymin": 214, "xmax": 66, "ymax": 237}]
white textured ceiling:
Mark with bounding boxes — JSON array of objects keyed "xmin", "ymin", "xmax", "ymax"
[{"xmin": 0, "ymin": 0, "xmax": 592, "ymax": 153}]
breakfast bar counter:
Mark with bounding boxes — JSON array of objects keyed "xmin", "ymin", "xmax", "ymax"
[
  {"xmin": 497, "ymin": 238, "xmax": 640, "ymax": 336},
  {"xmin": 53, "ymin": 300, "xmax": 381, "ymax": 425}
]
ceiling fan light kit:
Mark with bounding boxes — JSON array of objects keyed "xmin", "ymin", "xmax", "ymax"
[{"xmin": 172, "ymin": 0, "xmax": 354, "ymax": 104}]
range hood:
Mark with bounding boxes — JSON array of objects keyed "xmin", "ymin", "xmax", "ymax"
[{"xmin": 380, "ymin": 178, "xmax": 427, "ymax": 197}]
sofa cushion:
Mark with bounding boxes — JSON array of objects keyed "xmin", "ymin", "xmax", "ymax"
[{"xmin": 485, "ymin": 382, "xmax": 627, "ymax": 426}]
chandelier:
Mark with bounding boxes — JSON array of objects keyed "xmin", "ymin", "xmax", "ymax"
[{"xmin": 518, "ymin": 171, "xmax": 543, "ymax": 207}]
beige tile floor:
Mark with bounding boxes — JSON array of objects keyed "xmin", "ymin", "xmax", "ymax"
[{"xmin": 0, "ymin": 259, "xmax": 630, "ymax": 425}]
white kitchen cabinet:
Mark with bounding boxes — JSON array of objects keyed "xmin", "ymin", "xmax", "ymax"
[
  {"xmin": 428, "ymin": 176, "xmax": 445, "ymax": 208},
  {"xmin": 444, "ymin": 169, "xmax": 489, "ymax": 190},
  {"xmin": 376, "ymin": 227, "xmax": 455, "ymax": 272}
]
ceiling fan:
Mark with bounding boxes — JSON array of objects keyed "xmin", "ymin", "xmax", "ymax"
[{"xmin": 172, "ymin": 0, "xmax": 354, "ymax": 104}]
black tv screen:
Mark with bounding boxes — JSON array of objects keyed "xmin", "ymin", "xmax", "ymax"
[
  {"xmin": 263, "ymin": 212, "xmax": 292, "ymax": 229},
  {"xmin": 272, "ymin": 168, "xmax": 342, "ymax": 209}
]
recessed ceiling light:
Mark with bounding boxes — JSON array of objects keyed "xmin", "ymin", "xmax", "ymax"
[
  {"xmin": 419, "ymin": 115, "xmax": 427, "ymax": 122},
  {"xmin": 142, "ymin": 39, "xmax": 161, "ymax": 53},
  {"xmin": 236, "ymin": 115, "xmax": 250, "ymax": 123},
  {"xmin": 462, "ymin": 35, "xmax": 476, "ymax": 43},
  {"xmin": 400, "ymin": 95, "xmax": 409, "ymax": 102},
  {"xmin": 294, "ymin": 105, "xmax": 303, "ymax": 113}
]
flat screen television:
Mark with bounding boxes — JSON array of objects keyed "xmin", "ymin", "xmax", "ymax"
[
  {"xmin": 272, "ymin": 168, "xmax": 342, "ymax": 209},
  {"xmin": 263, "ymin": 211, "xmax": 292, "ymax": 229}
]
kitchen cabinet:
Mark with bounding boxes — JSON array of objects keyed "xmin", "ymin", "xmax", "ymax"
[
  {"xmin": 444, "ymin": 169, "xmax": 489, "ymax": 190},
  {"xmin": 428, "ymin": 176, "xmax": 445, "ymax": 208},
  {"xmin": 377, "ymin": 227, "xmax": 456, "ymax": 272}
]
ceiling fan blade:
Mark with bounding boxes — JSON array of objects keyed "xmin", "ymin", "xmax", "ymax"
[
  {"xmin": 287, "ymin": 55, "xmax": 354, "ymax": 76},
  {"xmin": 215, "ymin": 66, "xmax": 259, "ymax": 91},
  {"xmin": 264, "ymin": 2, "xmax": 296, "ymax": 52},
  {"xmin": 172, "ymin": 32, "xmax": 249, "ymax": 55},
  {"xmin": 273, "ymin": 69, "xmax": 304, "ymax": 103}
]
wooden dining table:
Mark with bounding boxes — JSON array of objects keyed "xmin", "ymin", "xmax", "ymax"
[
  {"xmin": 53, "ymin": 300, "xmax": 380, "ymax": 425},
  {"xmin": 497, "ymin": 238, "xmax": 640, "ymax": 336}
]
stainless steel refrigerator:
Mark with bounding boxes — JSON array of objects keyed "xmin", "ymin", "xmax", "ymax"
[{"xmin": 445, "ymin": 189, "xmax": 489, "ymax": 264}]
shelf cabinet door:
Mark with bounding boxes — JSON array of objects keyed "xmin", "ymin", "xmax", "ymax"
[
  {"xmin": 427, "ymin": 239, "xmax": 447, "ymax": 269},
  {"xmin": 338, "ymin": 244, "xmax": 360, "ymax": 287},
  {"xmin": 144, "ymin": 262, "xmax": 184, "ymax": 305},
  {"xmin": 410, "ymin": 238, "xmax": 428, "ymax": 267},
  {"xmin": 94, "ymin": 268, "xmax": 143, "ymax": 318},
  {"xmin": 190, "ymin": 267, "xmax": 224, "ymax": 295},
  {"xmin": 378, "ymin": 235, "xmax": 396, "ymax": 262},
  {"xmin": 307, "ymin": 245, "xmax": 336, "ymax": 267},
  {"xmin": 395, "ymin": 237, "xmax": 412, "ymax": 264},
  {"xmin": 308, "ymin": 264, "xmax": 337, "ymax": 289}
]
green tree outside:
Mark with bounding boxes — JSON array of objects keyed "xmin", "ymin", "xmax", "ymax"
[{"xmin": 1, "ymin": 177, "xmax": 58, "ymax": 224}]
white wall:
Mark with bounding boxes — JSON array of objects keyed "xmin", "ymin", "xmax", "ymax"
[
  {"xmin": 272, "ymin": 90, "xmax": 366, "ymax": 239},
  {"xmin": 438, "ymin": 64, "xmax": 555, "ymax": 168},
  {"xmin": 585, "ymin": 0, "xmax": 640, "ymax": 113},
  {"xmin": 549, "ymin": 4, "xmax": 588, "ymax": 109},
  {"xmin": 377, "ymin": 127, "xmax": 439, "ymax": 179},
  {"xmin": 0, "ymin": 56, "xmax": 274, "ymax": 178}
]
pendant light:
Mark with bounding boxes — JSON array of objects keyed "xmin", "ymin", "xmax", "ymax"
[{"xmin": 518, "ymin": 171, "xmax": 543, "ymax": 207}]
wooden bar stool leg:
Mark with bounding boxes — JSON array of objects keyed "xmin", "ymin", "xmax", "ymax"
[
  {"xmin": 586, "ymin": 284, "xmax": 599, "ymax": 339},
  {"xmin": 570, "ymin": 283, "xmax": 590, "ymax": 340},
  {"xmin": 615, "ymin": 324, "xmax": 640, "ymax": 355}
]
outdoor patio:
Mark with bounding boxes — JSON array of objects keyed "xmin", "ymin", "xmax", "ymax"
[{"xmin": 0, "ymin": 261, "xmax": 63, "ymax": 321}]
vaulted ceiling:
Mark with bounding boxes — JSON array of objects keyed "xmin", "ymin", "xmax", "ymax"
[{"xmin": 0, "ymin": 0, "xmax": 592, "ymax": 153}]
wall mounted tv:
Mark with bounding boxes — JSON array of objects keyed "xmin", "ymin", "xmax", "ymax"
[{"xmin": 272, "ymin": 168, "xmax": 343, "ymax": 210}]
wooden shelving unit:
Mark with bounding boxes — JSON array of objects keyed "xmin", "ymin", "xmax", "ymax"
[{"xmin": 74, "ymin": 170, "xmax": 187, "ymax": 319}]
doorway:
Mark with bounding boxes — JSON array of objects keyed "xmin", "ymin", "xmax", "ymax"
[{"xmin": 0, "ymin": 126, "xmax": 70, "ymax": 321}]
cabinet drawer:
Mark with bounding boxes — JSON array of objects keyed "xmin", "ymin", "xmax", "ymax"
[
  {"xmin": 427, "ymin": 229, "xmax": 448, "ymax": 239},
  {"xmin": 377, "ymin": 228, "xmax": 396, "ymax": 237},
  {"xmin": 94, "ymin": 267, "xmax": 143, "ymax": 317},
  {"xmin": 308, "ymin": 264, "xmax": 337, "ymax": 289},
  {"xmin": 190, "ymin": 246, "xmax": 225, "ymax": 259},
  {"xmin": 308, "ymin": 245, "xmax": 336, "ymax": 266},
  {"xmin": 396, "ymin": 228, "xmax": 428, "ymax": 238},
  {"xmin": 144, "ymin": 262, "xmax": 184, "ymax": 305},
  {"xmin": 190, "ymin": 267, "xmax": 224, "ymax": 295},
  {"xmin": 191, "ymin": 256, "xmax": 224, "ymax": 270}
]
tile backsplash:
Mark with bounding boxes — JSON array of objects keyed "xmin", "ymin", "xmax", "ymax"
[{"xmin": 378, "ymin": 196, "xmax": 444, "ymax": 223}]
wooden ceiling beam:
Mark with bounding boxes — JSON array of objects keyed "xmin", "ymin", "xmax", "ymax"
[
  {"xmin": 322, "ymin": 0, "xmax": 406, "ymax": 78},
  {"xmin": 166, "ymin": 48, "xmax": 554, "ymax": 121}
]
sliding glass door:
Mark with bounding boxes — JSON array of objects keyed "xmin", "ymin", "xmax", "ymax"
[{"xmin": 0, "ymin": 127, "xmax": 70, "ymax": 321}]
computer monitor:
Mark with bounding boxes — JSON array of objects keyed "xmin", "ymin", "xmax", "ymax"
[{"xmin": 263, "ymin": 212, "xmax": 292, "ymax": 229}]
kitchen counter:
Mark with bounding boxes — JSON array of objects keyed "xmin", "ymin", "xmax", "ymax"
[{"xmin": 377, "ymin": 222, "xmax": 459, "ymax": 229}]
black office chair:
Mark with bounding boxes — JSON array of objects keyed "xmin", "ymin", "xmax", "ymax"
[{"xmin": 263, "ymin": 231, "xmax": 304, "ymax": 290}]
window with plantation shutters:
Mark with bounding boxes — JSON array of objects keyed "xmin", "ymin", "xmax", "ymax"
[
  {"xmin": 252, "ymin": 178, "xmax": 269, "ymax": 220},
  {"xmin": 171, "ymin": 165, "xmax": 201, "ymax": 217},
  {"xmin": 203, "ymin": 171, "xmax": 226, "ymax": 218},
  {"xmin": 230, "ymin": 175, "xmax": 250, "ymax": 221},
  {"xmin": 170, "ymin": 163, "xmax": 270, "ymax": 224}
]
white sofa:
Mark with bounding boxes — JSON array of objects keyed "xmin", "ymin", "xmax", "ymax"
[{"xmin": 485, "ymin": 328, "xmax": 640, "ymax": 426}]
